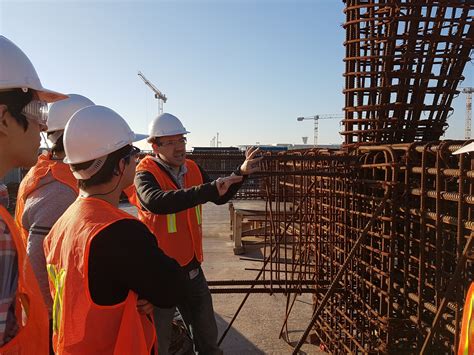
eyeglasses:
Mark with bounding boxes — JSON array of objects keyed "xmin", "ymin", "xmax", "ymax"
[
  {"xmin": 158, "ymin": 137, "xmax": 187, "ymax": 147},
  {"xmin": 21, "ymin": 100, "xmax": 49, "ymax": 129},
  {"xmin": 123, "ymin": 146, "xmax": 141, "ymax": 164}
]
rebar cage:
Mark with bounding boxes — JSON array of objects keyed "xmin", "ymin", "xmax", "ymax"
[
  {"xmin": 342, "ymin": 0, "xmax": 473, "ymax": 145},
  {"xmin": 258, "ymin": 143, "xmax": 473, "ymax": 353}
]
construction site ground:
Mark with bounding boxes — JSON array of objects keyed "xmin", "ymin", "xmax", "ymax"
[{"xmin": 122, "ymin": 201, "xmax": 323, "ymax": 355}]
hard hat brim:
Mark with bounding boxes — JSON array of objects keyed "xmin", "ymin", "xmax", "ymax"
[
  {"xmin": 453, "ymin": 142, "xmax": 474, "ymax": 155},
  {"xmin": 35, "ymin": 88, "xmax": 68, "ymax": 103},
  {"xmin": 147, "ymin": 130, "xmax": 190, "ymax": 141}
]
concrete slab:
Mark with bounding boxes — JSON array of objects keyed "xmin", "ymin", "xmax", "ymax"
[{"xmin": 202, "ymin": 201, "xmax": 324, "ymax": 355}]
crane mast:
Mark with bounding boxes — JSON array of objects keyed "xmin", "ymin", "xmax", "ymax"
[{"xmin": 463, "ymin": 87, "xmax": 473, "ymax": 140}]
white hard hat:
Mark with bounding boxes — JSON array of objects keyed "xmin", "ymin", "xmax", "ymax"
[
  {"xmin": 148, "ymin": 112, "xmax": 190, "ymax": 140},
  {"xmin": 453, "ymin": 142, "xmax": 474, "ymax": 155},
  {"xmin": 47, "ymin": 94, "xmax": 94, "ymax": 133},
  {"xmin": 63, "ymin": 105, "xmax": 135, "ymax": 165},
  {"xmin": 0, "ymin": 36, "xmax": 67, "ymax": 102}
]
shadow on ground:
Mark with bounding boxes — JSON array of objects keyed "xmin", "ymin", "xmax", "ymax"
[
  {"xmin": 216, "ymin": 313, "xmax": 265, "ymax": 354},
  {"xmin": 216, "ymin": 313, "xmax": 314, "ymax": 355}
]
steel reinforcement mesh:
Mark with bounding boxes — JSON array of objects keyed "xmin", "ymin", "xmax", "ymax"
[
  {"xmin": 342, "ymin": 0, "xmax": 473, "ymax": 146},
  {"xmin": 258, "ymin": 143, "xmax": 474, "ymax": 353},
  {"xmin": 188, "ymin": 151, "xmax": 264, "ymax": 199}
]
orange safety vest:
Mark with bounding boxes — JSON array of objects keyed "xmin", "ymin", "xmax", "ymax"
[
  {"xmin": 134, "ymin": 156, "xmax": 203, "ymax": 266},
  {"xmin": 15, "ymin": 153, "xmax": 78, "ymax": 245},
  {"xmin": 43, "ymin": 197, "xmax": 156, "ymax": 355},
  {"xmin": 0, "ymin": 206, "xmax": 49, "ymax": 355},
  {"xmin": 123, "ymin": 183, "xmax": 138, "ymax": 206},
  {"xmin": 459, "ymin": 281, "xmax": 474, "ymax": 355}
]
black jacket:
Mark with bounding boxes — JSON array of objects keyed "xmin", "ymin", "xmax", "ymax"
[
  {"xmin": 134, "ymin": 159, "xmax": 244, "ymax": 215},
  {"xmin": 88, "ymin": 219, "xmax": 186, "ymax": 307}
]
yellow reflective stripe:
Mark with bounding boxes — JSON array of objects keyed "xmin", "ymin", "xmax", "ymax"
[
  {"xmin": 167, "ymin": 214, "xmax": 177, "ymax": 233},
  {"xmin": 47, "ymin": 264, "xmax": 66, "ymax": 334},
  {"xmin": 195, "ymin": 206, "xmax": 202, "ymax": 225}
]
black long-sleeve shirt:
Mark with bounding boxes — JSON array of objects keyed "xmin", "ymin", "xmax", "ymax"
[
  {"xmin": 88, "ymin": 219, "xmax": 186, "ymax": 307},
  {"xmin": 134, "ymin": 159, "xmax": 244, "ymax": 215}
]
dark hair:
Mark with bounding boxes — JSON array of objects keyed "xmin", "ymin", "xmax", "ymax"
[
  {"xmin": 0, "ymin": 89, "xmax": 33, "ymax": 131},
  {"xmin": 148, "ymin": 136, "xmax": 160, "ymax": 145},
  {"xmin": 71, "ymin": 145, "xmax": 132, "ymax": 189},
  {"xmin": 48, "ymin": 132, "xmax": 65, "ymax": 155}
]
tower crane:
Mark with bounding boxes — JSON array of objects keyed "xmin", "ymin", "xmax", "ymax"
[
  {"xmin": 463, "ymin": 87, "xmax": 473, "ymax": 140},
  {"xmin": 137, "ymin": 71, "xmax": 168, "ymax": 115},
  {"xmin": 297, "ymin": 114, "xmax": 343, "ymax": 147}
]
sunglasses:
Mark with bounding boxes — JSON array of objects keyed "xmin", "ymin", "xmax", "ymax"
[{"xmin": 21, "ymin": 100, "xmax": 49, "ymax": 129}]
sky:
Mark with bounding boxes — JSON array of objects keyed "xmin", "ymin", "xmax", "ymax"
[{"xmin": 0, "ymin": 0, "xmax": 472, "ymax": 149}]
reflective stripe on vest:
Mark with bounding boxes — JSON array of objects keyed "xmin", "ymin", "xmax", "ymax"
[
  {"xmin": 195, "ymin": 205, "xmax": 202, "ymax": 225},
  {"xmin": 459, "ymin": 282, "xmax": 474, "ymax": 355},
  {"xmin": 15, "ymin": 153, "xmax": 78, "ymax": 245},
  {"xmin": 133, "ymin": 156, "xmax": 204, "ymax": 266},
  {"xmin": 0, "ymin": 206, "xmax": 49, "ymax": 355},
  {"xmin": 46, "ymin": 264, "xmax": 66, "ymax": 335},
  {"xmin": 166, "ymin": 207, "xmax": 201, "ymax": 233},
  {"xmin": 44, "ymin": 197, "xmax": 156, "ymax": 354},
  {"xmin": 167, "ymin": 214, "xmax": 177, "ymax": 233}
]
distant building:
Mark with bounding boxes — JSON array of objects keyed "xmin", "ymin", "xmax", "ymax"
[
  {"xmin": 188, "ymin": 147, "xmax": 243, "ymax": 176},
  {"xmin": 238, "ymin": 143, "xmax": 341, "ymax": 151},
  {"xmin": 187, "ymin": 146, "xmax": 263, "ymax": 200},
  {"xmin": 291, "ymin": 144, "xmax": 341, "ymax": 150},
  {"xmin": 192, "ymin": 147, "xmax": 240, "ymax": 153}
]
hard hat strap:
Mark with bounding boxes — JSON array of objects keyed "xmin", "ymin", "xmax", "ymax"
[{"xmin": 71, "ymin": 155, "xmax": 107, "ymax": 180}]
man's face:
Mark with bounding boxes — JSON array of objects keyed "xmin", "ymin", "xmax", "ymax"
[
  {"xmin": 152, "ymin": 134, "xmax": 187, "ymax": 168},
  {"xmin": 0, "ymin": 106, "xmax": 42, "ymax": 168}
]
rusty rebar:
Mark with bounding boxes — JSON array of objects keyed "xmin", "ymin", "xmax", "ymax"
[{"xmin": 292, "ymin": 195, "xmax": 389, "ymax": 354}]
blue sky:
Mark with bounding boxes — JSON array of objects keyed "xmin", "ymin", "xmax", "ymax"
[{"xmin": 1, "ymin": 0, "xmax": 472, "ymax": 148}]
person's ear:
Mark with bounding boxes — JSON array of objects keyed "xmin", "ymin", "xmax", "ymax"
[
  {"xmin": 114, "ymin": 159, "xmax": 125, "ymax": 176},
  {"xmin": 0, "ymin": 105, "xmax": 8, "ymax": 121}
]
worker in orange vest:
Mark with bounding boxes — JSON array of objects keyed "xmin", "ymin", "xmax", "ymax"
[
  {"xmin": 0, "ymin": 35, "xmax": 67, "ymax": 354},
  {"xmin": 459, "ymin": 281, "xmax": 474, "ymax": 355},
  {"xmin": 132, "ymin": 113, "xmax": 262, "ymax": 355},
  {"xmin": 15, "ymin": 94, "xmax": 94, "ymax": 352},
  {"xmin": 44, "ymin": 105, "xmax": 186, "ymax": 354}
]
